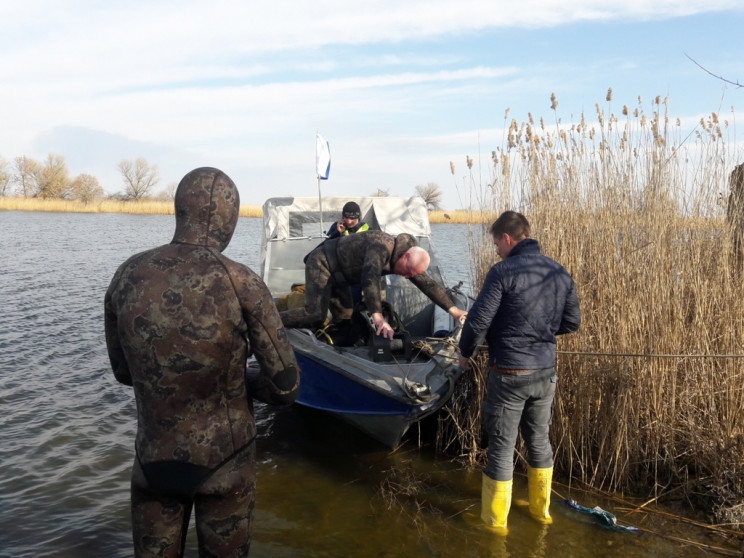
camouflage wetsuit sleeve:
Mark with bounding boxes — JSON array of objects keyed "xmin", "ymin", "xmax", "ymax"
[
  {"xmin": 224, "ymin": 259, "xmax": 300, "ymax": 407},
  {"xmin": 409, "ymin": 273, "xmax": 456, "ymax": 312},
  {"xmin": 104, "ymin": 253, "xmax": 146, "ymax": 387}
]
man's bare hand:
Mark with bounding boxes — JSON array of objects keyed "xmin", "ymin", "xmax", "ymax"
[
  {"xmin": 458, "ymin": 354, "xmax": 471, "ymax": 370},
  {"xmin": 449, "ymin": 307, "xmax": 468, "ymax": 322},
  {"xmin": 371, "ymin": 312, "xmax": 395, "ymax": 340}
]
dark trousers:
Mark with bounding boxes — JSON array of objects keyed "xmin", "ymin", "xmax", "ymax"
[{"xmin": 482, "ymin": 367, "xmax": 557, "ymax": 481}]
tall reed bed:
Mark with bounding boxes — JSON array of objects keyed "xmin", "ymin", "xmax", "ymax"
[
  {"xmin": 438, "ymin": 93, "xmax": 744, "ymax": 522},
  {"xmin": 0, "ymin": 196, "xmax": 263, "ymax": 218}
]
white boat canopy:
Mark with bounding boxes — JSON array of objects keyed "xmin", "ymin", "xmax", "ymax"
[
  {"xmin": 260, "ymin": 196, "xmax": 435, "ymax": 295},
  {"xmin": 262, "ymin": 196, "xmax": 431, "ymax": 241}
]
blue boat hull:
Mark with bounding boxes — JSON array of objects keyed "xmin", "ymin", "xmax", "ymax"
[{"xmin": 294, "ymin": 353, "xmax": 439, "ymax": 447}]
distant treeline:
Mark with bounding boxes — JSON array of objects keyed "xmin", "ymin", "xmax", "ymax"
[
  {"xmin": 0, "ymin": 197, "xmax": 479, "ymax": 223},
  {"xmin": 0, "ymin": 154, "xmax": 457, "ymax": 217},
  {"xmin": 0, "ymin": 154, "xmax": 169, "ymax": 202}
]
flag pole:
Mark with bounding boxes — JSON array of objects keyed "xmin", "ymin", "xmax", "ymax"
[
  {"xmin": 317, "ymin": 175, "xmax": 324, "ymax": 234},
  {"xmin": 315, "ymin": 133, "xmax": 331, "ymax": 236}
]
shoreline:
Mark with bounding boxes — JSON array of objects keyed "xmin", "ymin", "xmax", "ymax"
[{"xmin": 0, "ymin": 197, "xmax": 484, "ymax": 224}]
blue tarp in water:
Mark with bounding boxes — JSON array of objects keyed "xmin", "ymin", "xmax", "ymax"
[{"xmin": 564, "ymin": 499, "xmax": 640, "ymax": 532}]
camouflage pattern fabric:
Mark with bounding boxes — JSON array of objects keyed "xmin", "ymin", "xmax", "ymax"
[
  {"xmin": 280, "ymin": 229, "xmax": 455, "ymax": 328},
  {"xmin": 105, "ymin": 167, "xmax": 299, "ymax": 557},
  {"xmin": 130, "ymin": 443, "xmax": 256, "ymax": 557}
]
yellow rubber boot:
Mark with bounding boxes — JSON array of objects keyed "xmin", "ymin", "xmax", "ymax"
[
  {"xmin": 527, "ymin": 465, "xmax": 553, "ymax": 524},
  {"xmin": 481, "ymin": 474, "xmax": 512, "ymax": 534}
]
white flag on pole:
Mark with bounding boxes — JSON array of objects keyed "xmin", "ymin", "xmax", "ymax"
[{"xmin": 316, "ymin": 133, "xmax": 331, "ymax": 180}]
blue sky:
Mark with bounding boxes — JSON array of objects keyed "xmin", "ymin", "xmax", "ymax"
[{"xmin": 1, "ymin": 1, "xmax": 743, "ymax": 209}]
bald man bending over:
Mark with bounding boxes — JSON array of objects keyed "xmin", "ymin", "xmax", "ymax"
[{"xmin": 280, "ymin": 230, "xmax": 466, "ymax": 339}]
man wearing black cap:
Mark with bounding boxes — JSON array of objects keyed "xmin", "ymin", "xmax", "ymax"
[{"xmin": 327, "ymin": 201, "xmax": 369, "ymax": 238}]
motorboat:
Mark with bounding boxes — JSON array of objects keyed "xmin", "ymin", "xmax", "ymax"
[{"xmin": 256, "ymin": 196, "xmax": 468, "ymax": 447}]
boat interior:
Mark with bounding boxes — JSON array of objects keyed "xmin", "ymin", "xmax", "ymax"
[{"xmin": 261, "ymin": 198, "xmax": 466, "ymax": 364}]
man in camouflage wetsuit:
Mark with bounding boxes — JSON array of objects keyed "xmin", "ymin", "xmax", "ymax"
[
  {"xmin": 105, "ymin": 167, "xmax": 299, "ymax": 557},
  {"xmin": 280, "ymin": 230, "xmax": 467, "ymax": 339}
]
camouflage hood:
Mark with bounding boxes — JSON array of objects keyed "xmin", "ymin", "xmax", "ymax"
[
  {"xmin": 391, "ymin": 233, "xmax": 417, "ymax": 268},
  {"xmin": 171, "ymin": 167, "xmax": 240, "ymax": 252}
]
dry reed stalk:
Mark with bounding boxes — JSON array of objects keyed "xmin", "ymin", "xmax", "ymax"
[
  {"xmin": 374, "ymin": 456, "xmax": 479, "ymax": 542},
  {"xmin": 435, "ymin": 353, "xmax": 488, "ymax": 466},
  {"xmin": 428, "ymin": 209, "xmax": 492, "ymax": 224},
  {"xmin": 239, "ymin": 205, "xmax": 263, "ymax": 218},
  {"xmin": 439, "ymin": 94, "xmax": 744, "ymax": 523}
]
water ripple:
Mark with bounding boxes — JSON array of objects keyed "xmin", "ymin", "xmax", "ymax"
[{"xmin": 0, "ymin": 213, "xmax": 476, "ymax": 557}]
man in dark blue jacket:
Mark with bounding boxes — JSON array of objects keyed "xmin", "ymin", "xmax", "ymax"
[{"xmin": 458, "ymin": 211, "xmax": 580, "ymax": 534}]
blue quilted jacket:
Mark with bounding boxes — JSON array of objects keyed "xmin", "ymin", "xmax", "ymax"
[{"xmin": 459, "ymin": 238, "xmax": 580, "ymax": 369}]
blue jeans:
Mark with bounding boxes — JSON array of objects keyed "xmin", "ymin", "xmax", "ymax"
[{"xmin": 482, "ymin": 367, "xmax": 557, "ymax": 481}]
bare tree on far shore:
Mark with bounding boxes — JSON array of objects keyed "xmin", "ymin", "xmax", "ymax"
[
  {"xmin": 13, "ymin": 156, "xmax": 41, "ymax": 197},
  {"xmin": 10, "ymin": 153, "xmax": 72, "ymax": 198},
  {"xmin": 0, "ymin": 157, "xmax": 10, "ymax": 196},
  {"xmin": 37, "ymin": 153, "xmax": 71, "ymax": 198},
  {"xmin": 119, "ymin": 158, "xmax": 159, "ymax": 200},
  {"xmin": 69, "ymin": 173, "xmax": 104, "ymax": 204},
  {"xmin": 415, "ymin": 182, "xmax": 442, "ymax": 210},
  {"xmin": 371, "ymin": 187, "xmax": 390, "ymax": 197},
  {"xmin": 156, "ymin": 181, "xmax": 177, "ymax": 201}
]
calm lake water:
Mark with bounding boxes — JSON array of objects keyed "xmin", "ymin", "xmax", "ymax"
[{"xmin": 0, "ymin": 211, "xmax": 736, "ymax": 557}]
